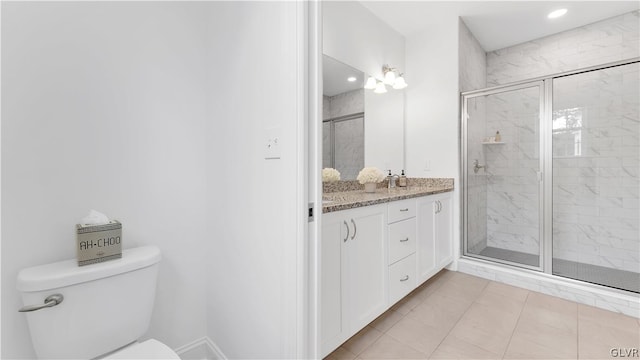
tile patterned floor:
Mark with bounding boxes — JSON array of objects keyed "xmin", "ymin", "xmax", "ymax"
[{"xmin": 325, "ymin": 270, "xmax": 640, "ymax": 360}]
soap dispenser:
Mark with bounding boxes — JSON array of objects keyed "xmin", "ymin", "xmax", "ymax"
[
  {"xmin": 399, "ymin": 170, "xmax": 407, "ymax": 187},
  {"xmin": 495, "ymin": 131, "xmax": 501, "ymax": 142}
]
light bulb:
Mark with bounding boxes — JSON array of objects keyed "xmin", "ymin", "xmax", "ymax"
[
  {"xmin": 364, "ymin": 76, "xmax": 377, "ymax": 90},
  {"xmin": 393, "ymin": 76, "xmax": 407, "ymax": 89},
  {"xmin": 548, "ymin": 9, "xmax": 567, "ymax": 19},
  {"xmin": 347, "ymin": 76, "xmax": 357, "ymax": 82},
  {"xmin": 374, "ymin": 82, "xmax": 387, "ymax": 94},
  {"xmin": 383, "ymin": 70, "xmax": 396, "ymax": 85}
]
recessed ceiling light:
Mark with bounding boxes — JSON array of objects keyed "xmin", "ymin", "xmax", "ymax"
[
  {"xmin": 548, "ymin": 8, "xmax": 567, "ymax": 19},
  {"xmin": 347, "ymin": 76, "xmax": 357, "ymax": 82}
]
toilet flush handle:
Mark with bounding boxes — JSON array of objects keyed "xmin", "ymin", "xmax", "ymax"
[{"xmin": 18, "ymin": 294, "xmax": 64, "ymax": 312}]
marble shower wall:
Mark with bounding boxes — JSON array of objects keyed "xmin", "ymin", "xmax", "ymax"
[
  {"xmin": 552, "ymin": 63, "xmax": 639, "ymax": 273},
  {"xmin": 322, "ymin": 89, "xmax": 365, "ymax": 180},
  {"xmin": 487, "ymin": 11, "xmax": 639, "ymax": 86},
  {"xmin": 459, "ymin": 19, "xmax": 488, "ymax": 253},
  {"xmin": 485, "ymin": 87, "xmax": 541, "ymax": 255}
]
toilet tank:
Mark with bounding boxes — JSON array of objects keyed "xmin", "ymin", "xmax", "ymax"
[{"xmin": 17, "ymin": 246, "xmax": 162, "ymax": 359}]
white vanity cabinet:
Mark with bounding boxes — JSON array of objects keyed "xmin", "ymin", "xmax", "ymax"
[
  {"xmin": 320, "ymin": 191, "xmax": 453, "ymax": 358},
  {"xmin": 320, "ymin": 203, "xmax": 387, "ymax": 356},
  {"xmin": 416, "ymin": 193, "xmax": 453, "ymax": 283}
]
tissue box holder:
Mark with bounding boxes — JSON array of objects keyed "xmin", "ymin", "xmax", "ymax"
[{"xmin": 76, "ymin": 221, "xmax": 122, "ymax": 266}]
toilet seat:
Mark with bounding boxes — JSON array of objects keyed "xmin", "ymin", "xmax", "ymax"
[{"xmin": 102, "ymin": 339, "xmax": 180, "ymax": 359}]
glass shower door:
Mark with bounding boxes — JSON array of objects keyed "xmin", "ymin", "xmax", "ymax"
[
  {"xmin": 464, "ymin": 84, "xmax": 543, "ymax": 269},
  {"xmin": 552, "ymin": 63, "xmax": 640, "ymax": 292}
]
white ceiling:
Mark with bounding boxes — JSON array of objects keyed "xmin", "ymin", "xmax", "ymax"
[
  {"xmin": 360, "ymin": 1, "xmax": 640, "ymax": 51},
  {"xmin": 323, "ymin": 55, "xmax": 365, "ymax": 97}
]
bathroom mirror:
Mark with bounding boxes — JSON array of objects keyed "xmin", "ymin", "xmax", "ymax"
[
  {"xmin": 323, "ymin": 55, "xmax": 365, "ymax": 180},
  {"xmin": 322, "ymin": 54, "xmax": 405, "ymax": 180}
]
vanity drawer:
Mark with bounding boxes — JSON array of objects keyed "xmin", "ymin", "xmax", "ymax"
[
  {"xmin": 389, "ymin": 253, "xmax": 416, "ymax": 305},
  {"xmin": 388, "ymin": 218, "xmax": 416, "ymax": 265},
  {"xmin": 388, "ymin": 199, "xmax": 415, "ymax": 224}
]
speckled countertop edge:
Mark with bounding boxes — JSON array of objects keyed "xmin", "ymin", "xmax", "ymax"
[{"xmin": 322, "ymin": 184, "xmax": 454, "ymax": 213}]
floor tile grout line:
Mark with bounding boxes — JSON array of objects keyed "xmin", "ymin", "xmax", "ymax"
[
  {"xmin": 424, "ymin": 279, "xmax": 491, "ymax": 359},
  {"xmin": 347, "ymin": 273, "xmax": 450, "ymax": 359},
  {"xmin": 378, "ymin": 275, "xmax": 449, "ymax": 359},
  {"xmin": 499, "ymin": 290, "xmax": 531, "ymax": 359}
]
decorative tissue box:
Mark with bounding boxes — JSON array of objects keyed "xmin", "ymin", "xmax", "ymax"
[{"xmin": 76, "ymin": 221, "xmax": 122, "ymax": 266}]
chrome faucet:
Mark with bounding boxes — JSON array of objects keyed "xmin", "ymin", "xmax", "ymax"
[{"xmin": 386, "ymin": 170, "xmax": 400, "ymax": 188}]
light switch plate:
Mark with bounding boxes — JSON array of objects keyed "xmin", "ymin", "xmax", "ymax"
[{"xmin": 264, "ymin": 127, "xmax": 282, "ymax": 160}]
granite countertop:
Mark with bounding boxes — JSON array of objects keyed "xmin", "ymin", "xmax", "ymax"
[{"xmin": 322, "ymin": 183, "xmax": 454, "ymax": 213}]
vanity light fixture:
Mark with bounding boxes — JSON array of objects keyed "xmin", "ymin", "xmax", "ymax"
[
  {"xmin": 392, "ymin": 75, "xmax": 408, "ymax": 90},
  {"xmin": 364, "ymin": 65, "xmax": 408, "ymax": 93},
  {"xmin": 383, "ymin": 68, "xmax": 396, "ymax": 85},
  {"xmin": 383, "ymin": 64, "xmax": 408, "ymax": 90},
  {"xmin": 547, "ymin": 8, "xmax": 567, "ymax": 19},
  {"xmin": 364, "ymin": 76, "xmax": 377, "ymax": 89},
  {"xmin": 373, "ymin": 82, "xmax": 387, "ymax": 94}
]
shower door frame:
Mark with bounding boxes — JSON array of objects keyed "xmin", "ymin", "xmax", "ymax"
[
  {"xmin": 461, "ymin": 57, "xmax": 640, "ymax": 275},
  {"xmin": 461, "ymin": 81, "xmax": 546, "ymax": 271}
]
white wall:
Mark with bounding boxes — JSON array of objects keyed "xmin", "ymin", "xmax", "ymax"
[
  {"xmin": 205, "ymin": 2, "xmax": 302, "ymax": 359},
  {"xmin": 323, "ymin": 1, "xmax": 406, "ymax": 173},
  {"xmin": 1, "ymin": 3, "xmax": 209, "ymax": 358},
  {"xmin": 3, "ymin": 2, "xmax": 306, "ymax": 359},
  {"xmin": 404, "ymin": 15, "xmax": 461, "ymax": 264}
]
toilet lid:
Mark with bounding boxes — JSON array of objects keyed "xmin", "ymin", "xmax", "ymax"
[{"xmin": 103, "ymin": 339, "xmax": 181, "ymax": 360}]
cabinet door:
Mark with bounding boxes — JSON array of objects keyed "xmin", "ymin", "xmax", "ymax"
[
  {"xmin": 435, "ymin": 195, "xmax": 453, "ymax": 268},
  {"xmin": 320, "ymin": 212, "xmax": 346, "ymax": 356},
  {"xmin": 345, "ymin": 205, "xmax": 388, "ymax": 332},
  {"xmin": 416, "ymin": 197, "xmax": 436, "ymax": 283}
]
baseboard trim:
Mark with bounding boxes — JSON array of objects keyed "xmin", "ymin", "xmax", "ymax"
[
  {"xmin": 175, "ymin": 337, "xmax": 227, "ymax": 360},
  {"xmin": 458, "ymin": 257, "xmax": 640, "ymax": 318},
  {"xmin": 204, "ymin": 337, "xmax": 227, "ymax": 360}
]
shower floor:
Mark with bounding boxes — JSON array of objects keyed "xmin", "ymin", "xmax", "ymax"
[{"xmin": 477, "ymin": 246, "xmax": 640, "ymax": 293}]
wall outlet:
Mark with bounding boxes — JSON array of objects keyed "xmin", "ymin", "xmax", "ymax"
[{"xmin": 423, "ymin": 160, "xmax": 431, "ymax": 171}]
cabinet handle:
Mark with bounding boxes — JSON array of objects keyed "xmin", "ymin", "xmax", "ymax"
[
  {"xmin": 350, "ymin": 219, "xmax": 357, "ymax": 240},
  {"xmin": 439, "ymin": 201, "xmax": 443, "ymax": 213},
  {"xmin": 343, "ymin": 220, "xmax": 349, "ymax": 242},
  {"xmin": 400, "ymin": 275, "xmax": 409, "ymax": 282},
  {"xmin": 399, "ymin": 208, "xmax": 409, "ymax": 212},
  {"xmin": 400, "ymin": 237, "xmax": 409, "ymax": 242}
]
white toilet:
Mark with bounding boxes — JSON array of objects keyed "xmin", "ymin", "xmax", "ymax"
[{"xmin": 17, "ymin": 246, "xmax": 180, "ymax": 359}]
